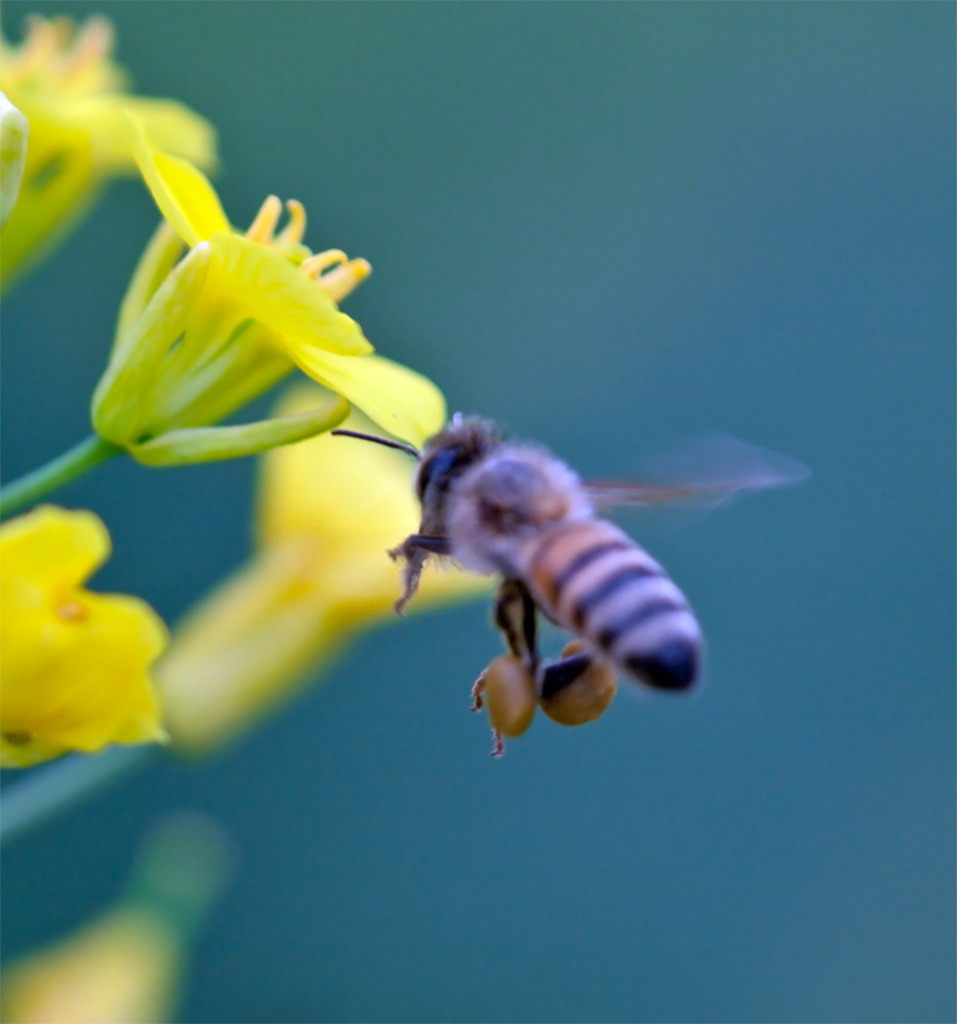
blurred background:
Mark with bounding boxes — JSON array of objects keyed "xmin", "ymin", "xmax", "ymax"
[{"xmin": 2, "ymin": 3, "xmax": 953, "ymax": 1022}]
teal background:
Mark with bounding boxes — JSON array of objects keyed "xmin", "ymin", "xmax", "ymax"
[{"xmin": 2, "ymin": 4, "xmax": 954, "ymax": 1022}]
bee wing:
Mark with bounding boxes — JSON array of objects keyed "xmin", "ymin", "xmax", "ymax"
[{"xmin": 584, "ymin": 434, "xmax": 809, "ymax": 510}]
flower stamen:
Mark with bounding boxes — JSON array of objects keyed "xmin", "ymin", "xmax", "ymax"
[
  {"xmin": 61, "ymin": 17, "xmax": 114, "ymax": 84},
  {"xmin": 300, "ymin": 249, "xmax": 348, "ymax": 279},
  {"xmin": 318, "ymin": 258, "xmax": 372, "ymax": 303},
  {"xmin": 6, "ymin": 17, "xmax": 65, "ymax": 84},
  {"xmin": 245, "ymin": 195, "xmax": 282, "ymax": 245},
  {"xmin": 277, "ymin": 199, "xmax": 306, "ymax": 246}
]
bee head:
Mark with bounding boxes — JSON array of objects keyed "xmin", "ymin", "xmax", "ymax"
[{"xmin": 415, "ymin": 415, "xmax": 502, "ymax": 519}]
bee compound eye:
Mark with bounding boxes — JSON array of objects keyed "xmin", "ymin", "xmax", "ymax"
[
  {"xmin": 538, "ymin": 641, "xmax": 618, "ymax": 727},
  {"xmin": 482, "ymin": 656, "xmax": 537, "ymax": 738}
]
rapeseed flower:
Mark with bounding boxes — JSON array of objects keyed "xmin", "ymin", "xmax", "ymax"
[
  {"xmin": 91, "ymin": 120, "xmax": 444, "ymax": 465},
  {"xmin": 158, "ymin": 385, "xmax": 487, "ymax": 752},
  {"xmin": 0, "ymin": 14, "xmax": 216, "ymax": 289},
  {"xmin": 0, "ymin": 506, "xmax": 167, "ymax": 767},
  {"xmin": 1, "ymin": 814, "xmax": 230, "ymax": 1024}
]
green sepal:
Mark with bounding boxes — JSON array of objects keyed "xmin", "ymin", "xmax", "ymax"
[
  {"xmin": 91, "ymin": 241, "xmax": 211, "ymax": 444},
  {"xmin": 113, "ymin": 220, "xmax": 185, "ymax": 353},
  {"xmin": 129, "ymin": 393, "xmax": 350, "ymax": 466}
]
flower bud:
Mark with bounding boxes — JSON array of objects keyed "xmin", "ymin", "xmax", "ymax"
[{"xmin": 0, "ymin": 813, "xmax": 231, "ymax": 1024}]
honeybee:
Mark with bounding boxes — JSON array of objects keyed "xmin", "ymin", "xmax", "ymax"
[{"xmin": 334, "ymin": 416, "xmax": 804, "ymax": 751}]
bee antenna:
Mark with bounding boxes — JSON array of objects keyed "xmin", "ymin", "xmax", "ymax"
[{"xmin": 331, "ymin": 429, "xmax": 421, "ymax": 460}]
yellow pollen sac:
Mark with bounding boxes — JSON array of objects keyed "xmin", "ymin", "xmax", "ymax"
[
  {"xmin": 539, "ymin": 640, "xmax": 617, "ymax": 726},
  {"xmin": 245, "ymin": 195, "xmax": 282, "ymax": 244},
  {"xmin": 480, "ymin": 655, "xmax": 537, "ymax": 738},
  {"xmin": 277, "ymin": 199, "xmax": 306, "ymax": 246}
]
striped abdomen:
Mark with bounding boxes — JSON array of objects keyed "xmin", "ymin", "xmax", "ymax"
[{"xmin": 524, "ymin": 520, "xmax": 701, "ymax": 691}]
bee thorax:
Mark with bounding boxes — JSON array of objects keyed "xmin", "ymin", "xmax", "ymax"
[{"xmin": 446, "ymin": 449, "xmax": 591, "ymax": 575}]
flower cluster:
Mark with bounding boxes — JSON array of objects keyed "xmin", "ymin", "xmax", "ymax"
[
  {"xmin": 1, "ymin": 11, "xmax": 470, "ymax": 779},
  {"xmin": 1, "ymin": 15, "xmax": 484, "ymax": 1019}
]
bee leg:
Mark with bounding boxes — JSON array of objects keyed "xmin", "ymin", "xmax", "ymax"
[
  {"xmin": 519, "ymin": 586, "xmax": 540, "ymax": 677},
  {"xmin": 388, "ymin": 534, "xmax": 450, "ymax": 614},
  {"xmin": 400, "ymin": 534, "xmax": 452, "ymax": 555},
  {"xmin": 493, "ymin": 579, "xmax": 540, "ymax": 674},
  {"xmin": 470, "ymin": 670, "xmax": 486, "ymax": 712},
  {"xmin": 490, "ymin": 729, "xmax": 505, "ymax": 758}
]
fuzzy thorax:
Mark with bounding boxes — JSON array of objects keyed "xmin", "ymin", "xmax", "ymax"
[{"xmin": 446, "ymin": 446, "xmax": 593, "ymax": 576}]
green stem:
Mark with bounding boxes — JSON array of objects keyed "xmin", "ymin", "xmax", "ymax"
[
  {"xmin": 0, "ymin": 434, "xmax": 123, "ymax": 520},
  {"xmin": 0, "ymin": 745, "xmax": 156, "ymax": 847}
]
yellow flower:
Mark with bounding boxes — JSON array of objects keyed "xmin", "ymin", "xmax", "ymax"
[
  {"xmin": 158, "ymin": 384, "xmax": 488, "ymax": 753},
  {"xmin": 2, "ymin": 909, "xmax": 179, "ymax": 1024},
  {"xmin": 0, "ymin": 506, "xmax": 168, "ymax": 767},
  {"xmin": 0, "ymin": 14, "xmax": 216, "ymax": 288},
  {"xmin": 91, "ymin": 119, "xmax": 444, "ymax": 465},
  {"xmin": 1, "ymin": 813, "xmax": 230, "ymax": 1024}
]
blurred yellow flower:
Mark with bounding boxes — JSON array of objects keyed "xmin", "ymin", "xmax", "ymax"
[
  {"xmin": 158, "ymin": 384, "xmax": 488, "ymax": 752},
  {"xmin": 2, "ymin": 908, "xmax": 179, "ymax": 1024},
  {"xmin": 91, "ymin": 119, "xmax": 444, "ymax": 465},
  {"xmin": 1, "ymin": 813, "xmax": 230, "ymax": 1024},
  {"xmin": 0, "ymin": 506, "xmax": 168, "ymax": 768},
  {"xmin": 0, "ymin": 14, "xmax": 216, "ymax": 288}
]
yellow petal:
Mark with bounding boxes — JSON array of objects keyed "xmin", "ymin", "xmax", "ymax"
[
  {"xmin": 127, "ymin": 113, "xmax": 228, "ymax": 246},
  {"xmin": 207, "ymin": 232, "xmax": 373, "ymax": 356},
  {"xmin": 0, "ymin": 908, "xmax": 180, "ymax": 1024},
  {"xmin": 158, "ymin": 543, "xmax": 342, "ymax": 753},
  {"xmin": 0, "ymin": 589, "xmax": 168, "ymax": 761},
  {"xmin": 283, "ymin": 349, "xmax": 446, "ymax": 449},
  {"xmin": 258, "ymin": 393, "xmax": 423, "ymax": 548},
  {"xmin": 0, "ymin": 505, "xmax": 108, "ymax": 590},
  {"xmin": 81, "ymin": 95, "xmax": 217, "ymax": 172}
]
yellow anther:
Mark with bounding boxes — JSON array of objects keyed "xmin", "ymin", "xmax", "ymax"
[
  {"xmin": 7, "ymin": 17, "xmax": 64, "ymax": 83},
  {"xmin": 277, "ymin": 200, "xmax": 307, "ymax": 246},
  {"xmin": 317, "ymin": 258, "xmax": 372, "ymax": 303},
  {"xmin": 62, "ymin": 16, "xmax": 114, "ymax": 80},
  {"xmin": 245, "ymin": 195, "xmax": 282, "ymax": 244},
  {"xmin": 300, "ymin": 249, "xmax": 347, "ymax": 279},
  {"xmin": 55, "ymin": 601, "xmax": 89, "ymax": 623}
]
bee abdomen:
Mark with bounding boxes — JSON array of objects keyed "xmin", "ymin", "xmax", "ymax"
[{"xmin": 527, "ymin": 521, "xmax": 701, "ymax": 692}]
